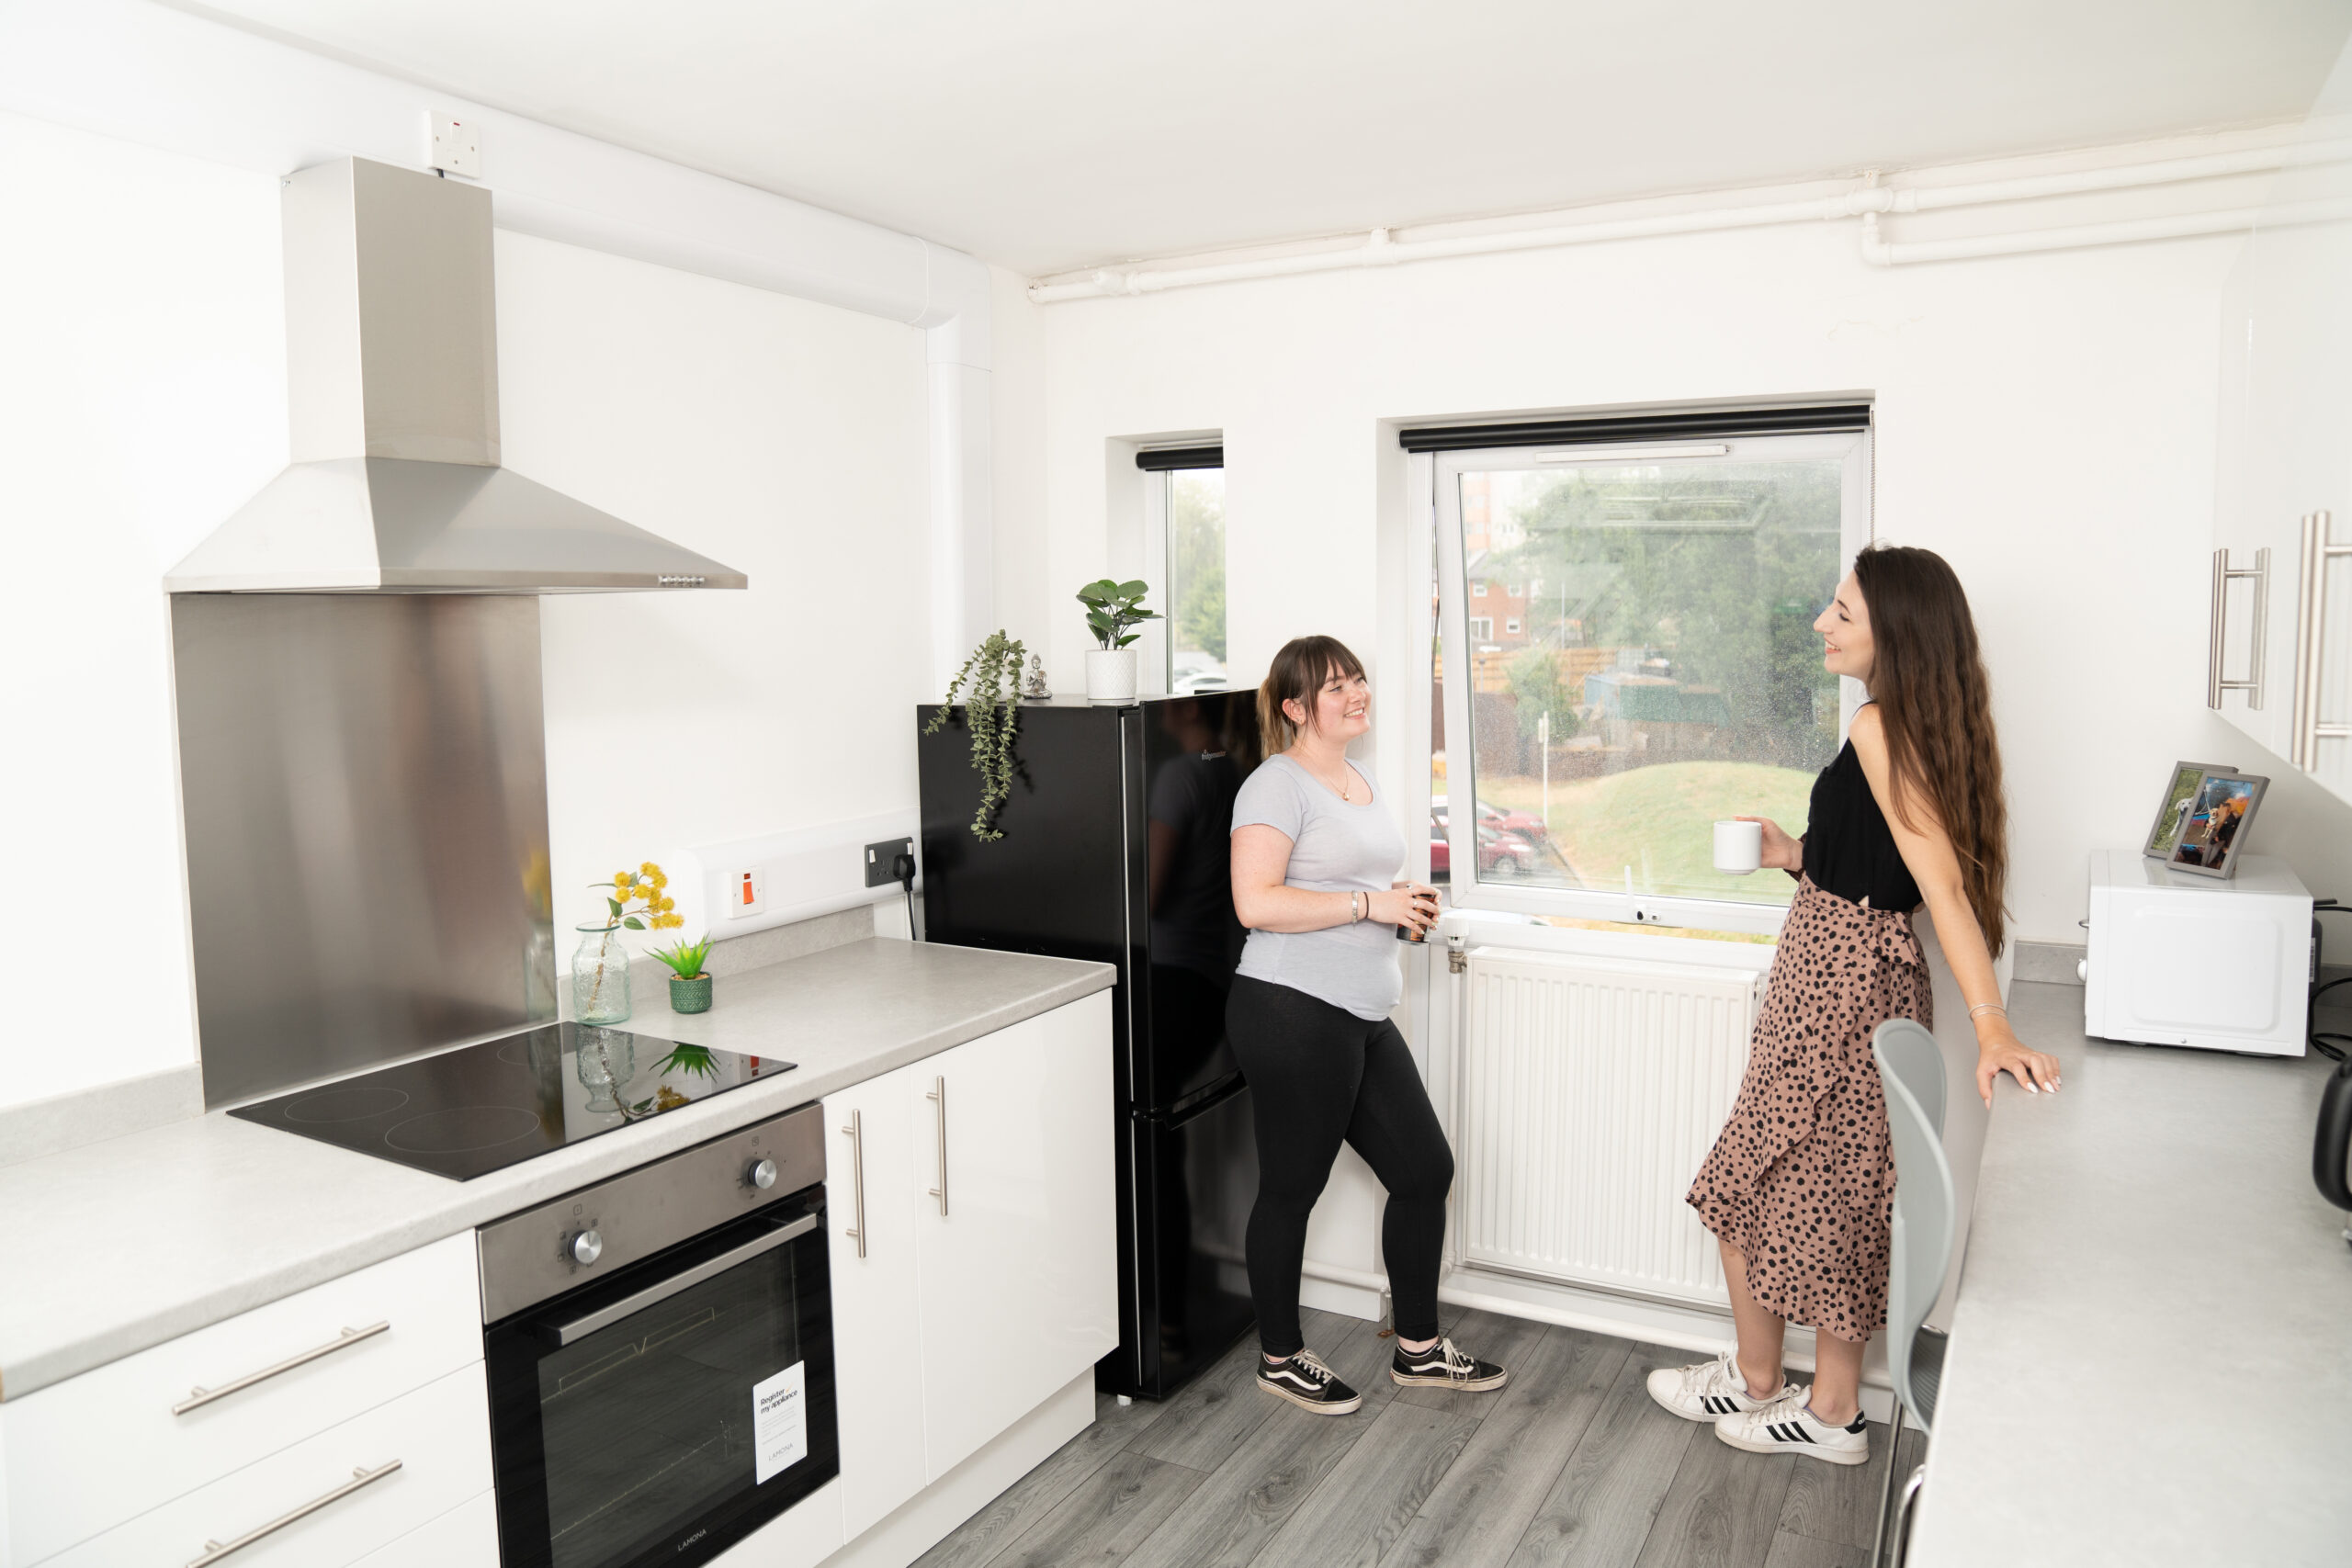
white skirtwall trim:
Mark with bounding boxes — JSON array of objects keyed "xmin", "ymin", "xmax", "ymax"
[
  {"xmin": 1442, "ymin": 1267, "xmax": 1897, "ymax": 1426},
  {"xmin": 817, "ymin": 1371, "xmax": 1096, "ymax": 1568}
]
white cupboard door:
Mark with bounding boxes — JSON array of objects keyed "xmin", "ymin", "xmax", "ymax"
[
  {"xmin": 2211, "ymin": 234, "xmax": 2280, "ymax": 760},
  {"xmin": 2261, "ymin": 166, "xmax": 2352, "ymax": 803},
  {"xmin": 824, "ymin": 1065, "xmax": 930, "ymax": 1542},
  {"xmin": 914, "ymin": 993, "xmax": 1118, "ymax": 1482},
  {"xmin": 349, "ymin": 1490, "xmax": 498, "ymax": 1567}
]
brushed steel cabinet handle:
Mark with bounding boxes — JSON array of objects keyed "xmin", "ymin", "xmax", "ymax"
[
  {"xmin": 2209, "ymin": 546, "xmax": 2269, "ymax": 709},
  {"xmin": 172, "ymin": 1322, "xmax": 390, "ymax": 1416},
  {"xmin": 926, "ymin": 1076, "xmax": 948, "ymax": 1216},
  {"xmin": 2295, "ymin": 512, "xmax": 2352, "ymax": 769},
  {"xmin": 842, "ymin": 1110, "xmax": 867, "ymax": 1258},
  {"xmin": 186, "ymin": 1459, "xmax": 401, "ymax": 1566}
]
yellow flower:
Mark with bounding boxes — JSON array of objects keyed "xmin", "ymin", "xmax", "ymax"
[
  {"xmin": 616, "ymin": 871, "xmax": 635, "ymax": 887},
  {"xmin": 658, "ymin": 895, "xmax": 674, "ymax": 912},
  {"xmin": 640, "ymin": 861, "xmax": 660, "ymax": 880},
  {"xmin": 650, "ymin": 869, "xmax": 668, "ymax": 889}
]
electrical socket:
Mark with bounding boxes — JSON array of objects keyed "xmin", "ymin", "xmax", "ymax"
[
  {"xmin": 727, "ymin": 866, "xmax": 765, "ymax": 918},
  {"xmin": 428, "ymin": 111, "xmax": 481, "ymax": 178},
  {"xmin": 865, "ymin": 838, "xmax": 913, "ymax": 888}
]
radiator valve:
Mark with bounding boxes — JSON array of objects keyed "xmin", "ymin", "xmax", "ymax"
[{"xmin": 1446, "ymin": 933, "xmax": 1467, "ymax": 975}]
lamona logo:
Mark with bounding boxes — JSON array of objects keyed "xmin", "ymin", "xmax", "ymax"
[{"xmin": 677, "ymin": 1529, "xmax": 707, "ymax": 1552}]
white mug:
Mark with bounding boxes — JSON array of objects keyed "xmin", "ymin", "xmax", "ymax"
[{"xmin": 1713, "ymin": 819, "xmax": 1763, "ymax": 875}]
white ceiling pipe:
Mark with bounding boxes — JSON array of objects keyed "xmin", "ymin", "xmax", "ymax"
[
  {"xmin": 1030, "ymin": 138, "xmax": 2352, "ymax": 303},
  {"xmin": 1899, "ymin": 138, "xmax": 2352, "ymax": 213},
  {"xmin": 1860, "ymin": 197, "xmax": 2352, "ymax": 266}
]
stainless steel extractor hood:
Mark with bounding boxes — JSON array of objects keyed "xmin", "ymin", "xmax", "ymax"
[{"xmin": 168, "ymin": 157, "xmax": 745, "ymax": 594}]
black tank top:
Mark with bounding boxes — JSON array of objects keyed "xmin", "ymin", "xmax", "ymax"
[{"xmin": 1802, "ymin": 728, "xmax": 1922, "ymax": 912}]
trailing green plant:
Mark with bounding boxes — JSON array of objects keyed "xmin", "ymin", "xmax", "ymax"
[
  {"xmin": 650, "ymin": 933, "xmax": 715, "ymax": 980},
  {"xmin": 1076, "ymin": 579, "xmax": 1159, "ymax": 649},
  {"xmin": 926, "ymin": 629, "xmax": 1026, "ymax": 841}
]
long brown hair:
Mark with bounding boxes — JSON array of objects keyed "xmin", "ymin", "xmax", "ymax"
[
  {"xmin": 1258, "ymin": 635, "xmax": 1366, "ymax": 757},
  {"xmin": 1850, "ymin": 544, "xmax": 2008, "ymax": 955}
]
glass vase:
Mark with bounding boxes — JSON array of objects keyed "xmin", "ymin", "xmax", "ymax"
[{"xmin": 571, "ymin": 923, "xmax": 632, "ymax": 1026}]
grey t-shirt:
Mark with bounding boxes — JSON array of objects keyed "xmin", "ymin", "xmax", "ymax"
[{"xmin": 1231, "ymin": 752, "xmax": 1408, "ymax": 1021}]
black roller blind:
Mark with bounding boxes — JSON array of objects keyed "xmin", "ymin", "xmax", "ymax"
[
  {"xmin": 1398, "ymin": 403, "xmax": 1870, "ymax": 453},
  {"xmin": 1136, "ymin": 445, "xmax": 1224, "ymax": 471}
]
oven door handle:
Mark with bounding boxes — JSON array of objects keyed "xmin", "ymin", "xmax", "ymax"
[{"xmin": 548, "ymin": 1212, "xmax": 819, "ymax": 1347}]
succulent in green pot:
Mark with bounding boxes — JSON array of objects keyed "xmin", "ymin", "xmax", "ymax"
[{"xmin": 652, "ymin": 933, "xmax": 716, "ymax": 1014}]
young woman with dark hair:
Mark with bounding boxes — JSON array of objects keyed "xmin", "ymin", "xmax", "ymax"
[
  {"xmin": 1226, "ymin": 634, "xmax": 1510, "ymax": 1414},
  {"xmin": 1648, "ymin": 544, "xmax": 2060, "ymax": 1464}
]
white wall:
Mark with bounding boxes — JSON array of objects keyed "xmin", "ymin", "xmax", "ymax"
[
  {"xmin": 1017, "ymin": 216, "xmax": 2352, "ymax": 961},
  {"xmin": 2, "ymin": 115, "xmax": 930, "ymax": 1111},
  {"xmin": 1, "ymin": 112, "xmax": 284, "ymax": 1103},
  {"xmin": 505, "ymin": 233, "xmax": 929, "ymax": 935}
]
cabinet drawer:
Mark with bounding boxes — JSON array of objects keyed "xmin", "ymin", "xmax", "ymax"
[
  {"xmin": 349, "ymin": 1489, "xmax": 497, "ymax": 1568},
  {"xmin": 5, "ymin": 1234, "xmax": 482, "ymax": 1565},
  {"xmin": 43, "ymin": 1361, "xmax": 492, "ymax": 1568}
]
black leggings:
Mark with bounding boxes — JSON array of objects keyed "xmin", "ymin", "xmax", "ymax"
[{"xmin": 1225, "ymin": 974, "xmax": 1453, "ymax": 1357}]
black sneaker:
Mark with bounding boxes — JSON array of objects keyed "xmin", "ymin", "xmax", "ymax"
[
  {"xmin": 1255, "ymin": 1348, "xmax": 1363, "ymax": 1415},
  {"xmin": 1390, "ymin": 1336, "xmax": 1509, "ymax": 1392}
]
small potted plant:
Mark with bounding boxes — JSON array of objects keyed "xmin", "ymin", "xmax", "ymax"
[
  {"xmin": 1077, "ymin": 579, "xmax": 1159, "ymax": 703},
  {"xmin": 652, "ymin": 933, "xmax": 717, "ymax": 1014}
]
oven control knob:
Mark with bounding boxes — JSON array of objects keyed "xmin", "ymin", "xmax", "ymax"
[
  {"xmin": 570, "ymin": 1229, "xmax": 604, "ymax": 1266},
  {"xmin": 748, "ymin": 1158, "xmax": 779, "ymax": 1191}
]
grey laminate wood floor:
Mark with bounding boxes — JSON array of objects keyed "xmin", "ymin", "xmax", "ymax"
[{"xmin": 913, "ymin": 1308, "xmax": 1928, "ymax": 1568}]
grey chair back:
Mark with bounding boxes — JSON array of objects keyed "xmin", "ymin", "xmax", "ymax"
[{"xmin": 1872, "ymin": 1018, "xmax": 1955, "ymax": 1435}]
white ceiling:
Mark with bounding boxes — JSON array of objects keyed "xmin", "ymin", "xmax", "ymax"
[{"xmin": 180, "ymin": 0, "xmax": 2352, "ymax": 275}]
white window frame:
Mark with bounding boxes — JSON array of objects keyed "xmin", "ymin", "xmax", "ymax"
[
  {"xmin": 1467, "ymin": 615, "xmax": 1494, "ymax": 643},
  {"xmin": 1431, "ymin": 429, "xmax": 1873, "ymax": 936},
  {"xmin": 1148, "ymin": 459, "xmax": 1229, "ymax": 693}
]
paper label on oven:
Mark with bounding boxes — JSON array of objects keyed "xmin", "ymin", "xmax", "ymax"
[{"xmin": 752, "ymin": 1361, "xmax": 808, "ymax": 1483}]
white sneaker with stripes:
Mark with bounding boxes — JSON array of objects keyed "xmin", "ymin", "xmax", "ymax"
[
  {"xmin": 1644, "ymin": 1349, "xmax": 1781, "ymax": 1423},
  {"xmin": 1714, "ymin": 1388, "xmax": 1870, "ymax": 1465}
]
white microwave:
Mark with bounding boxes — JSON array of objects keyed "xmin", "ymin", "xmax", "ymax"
[{"xmin": 2084, "ymin": 850, "xmax": 2313, "ymax": 1056}]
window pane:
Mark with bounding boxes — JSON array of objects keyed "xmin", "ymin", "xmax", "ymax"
[
  {"xmin": 1448, "ymin": 453, "xmax": 1843, "ymax": 907},
  {"xmin": 1169, "ymin": 469, "xmax": 1227, "ymax": 692}
]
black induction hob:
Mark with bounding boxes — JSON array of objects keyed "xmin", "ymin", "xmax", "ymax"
[{"xmin": 227, "ymin": 1022, "xmax": 798, "ymax": 1180}]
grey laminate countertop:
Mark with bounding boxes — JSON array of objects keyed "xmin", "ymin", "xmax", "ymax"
[
  {"xmin": 1911, "ymin": 981, "xmax": 2352, "ymax": 1566},
  {"xmin": 0, "ymin": 938, "xmax": 1113, "ymax": 1402}
]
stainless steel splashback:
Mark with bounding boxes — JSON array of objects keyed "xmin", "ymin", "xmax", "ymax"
[{"xmin": 173, "ymin": 594, "xmax": 556, "ymax": 1106}]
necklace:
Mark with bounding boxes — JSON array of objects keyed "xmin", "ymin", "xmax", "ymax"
[{"xmin": 1299, "ymin": 754, "xmax": 1355, "ymax": 802}]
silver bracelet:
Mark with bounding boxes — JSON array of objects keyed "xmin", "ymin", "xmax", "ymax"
[
  {"xmin": 1350, "ymin": 891, "xmax": 1364, "ymax": 923},
  {"xmin": 1968, "ymin": 1002, "xmax": 2007, "ymax": 1019}
]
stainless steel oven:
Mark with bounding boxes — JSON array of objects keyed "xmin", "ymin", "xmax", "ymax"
[{"xmin": 480, "ymin": 1105, "xmax": 839, "ymax": 1568}]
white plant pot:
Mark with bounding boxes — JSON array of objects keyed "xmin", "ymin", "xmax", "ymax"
[{"xmin": 1085, "ymin": 647, "xmax": 1138, "ymax": 703}]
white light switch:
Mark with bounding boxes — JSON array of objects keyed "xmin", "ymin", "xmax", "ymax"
[
  {"xmin": 729, "ymin": 867, "xmax": 765, "ymax": 919},
  {"xmin": 429, "ymin": 112, "xmax": 481, "ymax": 178}
]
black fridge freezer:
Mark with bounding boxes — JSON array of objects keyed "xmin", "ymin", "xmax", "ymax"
[{"xmin": 917, "ymin": 692, "xmax": 1261, "ymax": 1400}]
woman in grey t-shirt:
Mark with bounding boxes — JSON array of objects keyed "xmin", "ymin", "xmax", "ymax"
[{"xmin": 1227, "ymin": 636, "xmax": 1509, "ymax": 1416}]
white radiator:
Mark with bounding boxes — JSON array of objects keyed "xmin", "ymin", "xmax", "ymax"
[{"xmin": 1455, "ymin": 945, "xmax": 1765, "ymax": 1308}]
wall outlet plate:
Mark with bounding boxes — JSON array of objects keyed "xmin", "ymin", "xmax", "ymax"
[
  {"xmin": 865, "ymin": 838, "xmax": 914, "ymax": 887},
  {"xmin": 728, "ymin": 866, "xmax": 765, "ymax": 918},
  {"xmin": 429, "ymin": 111, "xmax": 481, "ymax": 178}
]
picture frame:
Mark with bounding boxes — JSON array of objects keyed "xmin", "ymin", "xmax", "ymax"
[
  {"xmin": 2143, "ymin": 760, "xmax": 2234, "ymax": 860},
  {"xmin": 2164, "ymin": 769, "xmax": 2269, "ymax": 879}
]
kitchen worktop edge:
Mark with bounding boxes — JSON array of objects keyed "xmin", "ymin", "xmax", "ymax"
[{"xmin": 0, "ymin": 938, "xmax": 1114, "ymax": 1403}]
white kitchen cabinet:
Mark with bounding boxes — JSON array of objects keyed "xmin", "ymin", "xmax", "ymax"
[
  {"xmin": 911, "ymin": 994, "xmax": 1118, "ymax": 1481},
  {"xmin": 1, "ymin": 1232, "xmax": 485, "ymax": 1566},
  {"xmin": 43, "ymin": 1362, "xmax": 492, "ymax": 1568},
  {"xmin": 818, "ymin": 990, "xmax": 1117, "ymax": 1541},
  {"xmin": 2209, "ymin": 132, "xmax": 2352, "ymax": 801},
  {"xmin": 349, "ymin": 1490, "xmax": 499, "ymax": 1568},
  {"xmin": 825, "ymin": 1057, "xmax": 932, "ymax": 1540}
]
